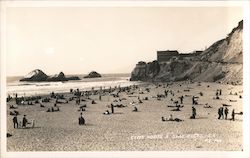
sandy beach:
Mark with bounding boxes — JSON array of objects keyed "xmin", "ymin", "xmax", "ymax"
[{"xmin": 6, "ymin": 82, "xmax": 243, "ymax": 151}]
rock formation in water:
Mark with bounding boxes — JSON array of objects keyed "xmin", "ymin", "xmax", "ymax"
[
  {"xmin": 47, "ymin": 72, "xmax": 68, "ymax": 81},
  {"xmin": 20, "ymin": 69, "xmax": 48, "ymax": 82},
  {"xmin": 20, "ymin": 70, "xmax": 80, "ymax": 82},
  {"xmin": 84, "ymin": 71, "xmax": 102, "ymax": 78},
  {"xmin": 130, "ymin": 20, "xmax": 243, "ymax": 85}
]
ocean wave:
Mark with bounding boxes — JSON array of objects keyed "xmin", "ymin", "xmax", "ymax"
[{"xmin": 7, "ymin": 76, "xmax": 140, "ymax": 97}]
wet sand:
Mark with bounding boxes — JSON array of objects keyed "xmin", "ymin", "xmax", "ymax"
[{"xmin": 6, "ymin": 82, "xmax": 243, "ymax": 151}]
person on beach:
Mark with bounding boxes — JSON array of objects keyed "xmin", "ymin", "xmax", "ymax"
[
  {"xmin": 78, "ymin": 113, "xmax": 85, "ymax": 125},
  {"xmin": 179, "ymin": 96, "xmax": 184, "ymax": 104},
  {"xmin": 221, "ymin": 107, "xmax": 224, "ymax": 119},
  {"xmin": 232, "ymin": 109, "xmax": 235, "ymax": 121},
  {"xmin": 218, "ymin": 107, "xmax": 222, "ymax": 119},
  {"xmin": 218, "ymin": 107, "xmax": 224, "ymax": 119},
  {"xmin": 190, "ymin": 106, "xmax": 196, "ymax": 119},
  {"xmin": 224, "ymin": 107, "xmax": 229, "ymax": 120},
  {"xmin": 133, "ymin": 106, "xmax": 138, "ymax": 112},
  {"xmin": 162, "ymin": 114, "xmax": 183, "ymax": 122},
  {"xmin": 13, "ymin": 115, "xmax": 18, "ymax": 128},
  {"xmin": 164, "ymin": 90, "xmax": 168, "ymax": 97},
  {"xmin": 103, "ymin": 110, "xmax": 110, "ymax": 115},
  {"xmin": 192, "ymin": 96, "xmax": 195, "ymax": 105},
  {"xmin": 168, "ymin": 114, "xmax": 173, "ymax": 121},
  {"xmin": 162, "ymin": 116, "xmax": 166, "ymax": 121},
  {"xmin": 22, "ymin": 115, "xmax": 28, "ymax": 128},
  {"xmin": 111, "ymin": 103, "xmax": 114, "ymax": 113}
]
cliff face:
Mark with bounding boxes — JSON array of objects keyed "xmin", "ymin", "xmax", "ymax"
[{"xmin": 130, "ymin": 20, "xmax": 243, "ymax": 84}]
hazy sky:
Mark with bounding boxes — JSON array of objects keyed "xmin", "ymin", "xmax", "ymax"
[{"xmin": 6, "ymin": 7, "xmax": 242, "ymax": 76}]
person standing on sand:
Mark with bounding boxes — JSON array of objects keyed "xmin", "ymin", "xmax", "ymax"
[
  {"xmin": 224, "ymin": 107, "xmax": 229, "ymax": 120},
  {"xmin": 191, "ymin": 106, "xmax": 196, "ymax": 119},
  {"xmin": 111, "ymin": 103, "xmax": 114, "ymax": 113},
  {"xmin": 22, "ymin": 115, "xmax": 28, "ymax": 128},
  {"xmin": 232, "ymin": 109, "xmax": 235, "ymax": 121},
  {"xmin": 221, "ymin": 107, "xmax": 224, "ymax": 119},
  {"xmin": 180, "ymin": 95, "xmax": 184, "ymax": 104},
  {"xmin": 218, "ymin": 107, "xmax": 222, "ymax": 119},
  {"xmin": 13, "ymin": 115, "xmax": 18, "ymax": 128}
]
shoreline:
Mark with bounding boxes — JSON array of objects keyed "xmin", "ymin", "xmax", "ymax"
[{"xmin": 6, "ymin": 80, "xmax": 242, "ymax": 98}]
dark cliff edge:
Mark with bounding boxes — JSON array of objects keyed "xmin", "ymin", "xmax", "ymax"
[{"xmin": 130, "ymin": 20, "xmax": 243, "ymax": 85}]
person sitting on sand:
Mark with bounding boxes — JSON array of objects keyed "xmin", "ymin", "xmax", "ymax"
[
  {"xmin": 40, "ymin": 103, "xmax": 45, "ymax": 107},
  {"xmin": 132, "ymin": 106, "xmax": 138, "ymax": 112},
  {"xmin": 162, "ymin": 117, "xmax": 166, "ymax": 121},
  {"xmin": 171, "ymin": 106, "xmax": 180, "ymax": 111},
  {"xmin": 163, "ymin": 114, "xmax": 183, "ymax": 122},
  {"xmin": 168, "ymin": 114, "xmax": 174, "ymax": 121},
  {"xmin": 78, "ymin": 113, "xmax": 85, "ymax": 125},
  {"xmin": 9, "ymin": 105, "xmax": 16, "ymax": 109},
  {"xmin": 46, "ymin": 108, "xmax": 51, "ymax": 112},
  {"xmin": 92, "ymin": 100, "xmax": 97, "ymax": 104},
  {"xmin": 54, "ymin": 107, "xmax": 60, "ymax": 112},
  {"xmin": 22, "ymin": 115, "xmax": 28, "ymax": 128},
  {"xmin": 103, "ymin": 110, "xmax": 110, "ymax": 115}
]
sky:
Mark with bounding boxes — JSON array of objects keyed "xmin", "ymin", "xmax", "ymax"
[{"xmin": 6, "ymin": 7, "xmax": 243, "ymax": 76}]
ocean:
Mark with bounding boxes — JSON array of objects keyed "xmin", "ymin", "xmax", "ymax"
[{"xmin": 7, "ymin": 74, "xmax": 141, "ymax": 97}]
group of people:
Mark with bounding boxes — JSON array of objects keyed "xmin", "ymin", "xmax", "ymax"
[
  {"xmin": 162, "ymin": 114, "xmax": 183, "ymax": 122},
  {"xmin": 12, "ymin": 115, "xmax": 32, "ymax": 128},
  {"xmin": 218, "ymin": 107, "xmax": 235, "ymax": 121}
]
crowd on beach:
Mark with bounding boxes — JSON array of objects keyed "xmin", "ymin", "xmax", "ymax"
[{"xmin": 7, "ymin": 82, "xmax": 243, "ymax": 133}]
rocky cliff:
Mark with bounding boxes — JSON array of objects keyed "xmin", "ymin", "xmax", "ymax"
[{"xmin": 130, "ymin": 20, "xmax": 243, "ymax": 84}]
